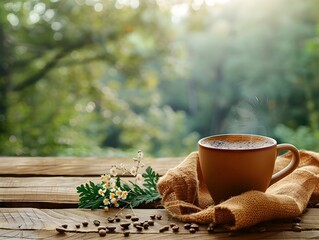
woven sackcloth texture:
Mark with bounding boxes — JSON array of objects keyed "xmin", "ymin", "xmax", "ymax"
[{"xmin": 157, "ymin": 150, "xmax": 319, "ymax": 230}]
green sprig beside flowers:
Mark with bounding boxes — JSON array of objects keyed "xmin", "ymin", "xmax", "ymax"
[{"xmin": 76, "ymin": 150, "xmax": 162, "ymax": 210}]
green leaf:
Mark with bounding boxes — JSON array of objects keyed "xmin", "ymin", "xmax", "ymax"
[{"xmin": 76, "ymin": 181, "xmax": 104, "ymax": 209}]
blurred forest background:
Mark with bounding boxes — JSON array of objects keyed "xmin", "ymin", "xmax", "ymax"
[{"xmin": 1, "ymin": 0, "xmax": 319, "ymax": 157}]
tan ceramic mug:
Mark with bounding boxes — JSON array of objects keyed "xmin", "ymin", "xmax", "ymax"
[{"xmin": 198, "ymin": 134, "xmax": 300, "ymax": 204}]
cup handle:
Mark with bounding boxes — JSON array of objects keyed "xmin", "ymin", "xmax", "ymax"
[{"xmin": 269, "ymin": 144, "xmax": 300, "ymax": 185}]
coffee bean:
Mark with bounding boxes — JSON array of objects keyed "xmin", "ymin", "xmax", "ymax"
[
  {"xmin": 135, "ymin": 225, "xmax": 143, "ymax": 231},
  {"xmin": 170, "ymin": 223, "xmax": 177, "ymax": 228},
  {"xmin": 75, "ymin": 224, "xmax": 80, "ymax": 229},
  {"xmin": 123, "ymin": 230, "xmax": 130, "ymax": 237},
  {"xmin": 82, "ymin": 221, "xmax": 89, "ymax": 227},
  {"xmin": 150, "ymin": 214, "xmax": 156, "ymax": 220},
  {"xmin": 131, "ymin": 216, "xmax": 139, "ymax": 222},
  {"xmin": 293, "ymin": 217, "xmax": 302, "ymax": 223},
  {"xmin": 120, "ymin": 222, "xmax": 131, "ymax": 229},
  {"xmin": 61, "ymin": 224, "xmax": 68, "ymax": 229},
  {"xmin": 143, "ymin": 223, "xmax": 149, "ymax": 229},
  {"xmin": 189, "ymin": 228, "xmax": 196, "ymax": 233},
  {"xmin": 93, "ymin": 220, "xmax": 100, "ymax": 226},
  {"xmin": 148, "ymin": 220, "xmax": 154, "ymax": 226},
  {"xmin": 98, "ymin": 229, "xmax": 107, "ymax": 236},
  {"xmin": 292, "ymin": 223, "xmax": 302, "ymax": 232},
  {"xmin": 98, "ymin": 226, "xmax": 106, "ymax": 231},
  {"xmin": 107, "ymin": 226, "xmax": 116, "ymax": 232},
  {"xmin": 125, "ymin": 214, "xmax": 132, "ymax": 219},
  {"xmin": 133, "ymin": 222, "xmax": 142, "ymax": 227},
  {"xmin": 172, "ymin": 225, "xmax": 179, "ymax": 232},
  {"xmin": 184, "ymin": 223, "xmax": 191, "ymax": 229},
  {"xmin": 56, "ymin": 227, "xmax": 66, "ymax": 234},
  {"xmin": 107, "ymin": 217, "xmax": 115, "ymax": 223},
  {"xmin": 159, "ymin": 225, "xmax": 169, "ymax": 232},
  {"xmin": 156, "ymin": 214, "xmax": 162, "ymax": 220},
  {"xmin": 190, "ymin": 223, "xmax": 199, "ymax": 231},
  {"xmin": 115, "ymin": 217, "xmax": 121, "ymax": 222}
]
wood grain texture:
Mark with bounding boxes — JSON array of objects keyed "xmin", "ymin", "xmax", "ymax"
[
  {"xmin": 0, "ymin": 156, "xmax": 184, "ymax": 176},
  {"xmin": 0, "ymin": 208, "xmax": 319, "ymax": 239},
  {"xmin": 0, "ymin": 176, "xmax": 137, "ymax": 207}
]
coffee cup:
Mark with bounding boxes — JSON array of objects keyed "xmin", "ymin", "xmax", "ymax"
[{"xmin": 198, "ymin": 134, "xmax": 300, "ymax": 204}]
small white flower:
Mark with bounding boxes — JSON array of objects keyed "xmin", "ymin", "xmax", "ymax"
[
  {"xmin": 121, "ymin": 191, "xmax": 128, "ymax": 200},
  {"xmin": 135, "ymin": 173, "xmax": 143, "ymax": 183},
  {"xmin": 119, "ymin": 163, "xmax": 126, "ymax": 174},
  {"xmin": 130, "ymin": 166, "xmax": 137, "ymax": 176},
  {"xmin": 110, "ymin": 166, "xmax": 117, "ymax": 176},
  {"xmin": 137, "ymin": 150, "xmax": 144, "ymax": 158},
  {"xmin": 103, "ymin": 198, "xmax": 110, "ymax": 205},
  {"xmin": 98, "ymin": 188, "xmax": 106, "ymax": 196},
  {"xmin": 109, "ymin": 192, "xmax": 116, "ymax": 199},
  {"xmin": 115, "ymin": 189, "xmax": 122, "ymax": 197}
]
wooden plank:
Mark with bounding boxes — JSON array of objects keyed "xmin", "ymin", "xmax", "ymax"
[
  {"xmin": 1, "ymin": 229, "xmax": 319, "ymax": 240},
  {"xmin": 0, "ymin": 176, "xmax": 137, "ymax": 207},
  {"xmin": 0, "ymin": 208, "xmax": 319, "ymax": 239},
  {"xmin": 0, "ymin": 156, "xmax": 184, "ymax": 176},
  {"xmin": 0, "ymin": 175, "xmax": 318, "ymax": 207}
]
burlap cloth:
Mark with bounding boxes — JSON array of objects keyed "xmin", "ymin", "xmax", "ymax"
[{"xmin": 157, "ymin": 150, "xmax": 319, "ymax": 230}]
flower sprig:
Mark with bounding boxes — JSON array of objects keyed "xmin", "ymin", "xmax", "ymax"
[{"xmin": 76, "ymin": 150, "xmax": 161, "ymax": 210}]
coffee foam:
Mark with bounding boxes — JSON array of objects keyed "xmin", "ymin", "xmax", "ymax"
[{"xmin": 202, "ymin": 139, "xmax": 274, "ymax": 150}]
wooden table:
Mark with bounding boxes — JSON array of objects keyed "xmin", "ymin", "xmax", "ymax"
[{"xmin": 0, "ymin": 156, "xmax": 319, "ymax": 239}]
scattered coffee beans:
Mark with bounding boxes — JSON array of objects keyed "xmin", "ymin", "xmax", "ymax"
[
  {"xmin": 125, "ymin": 214, "xmax": 132, "ymax": 219},
  {"xmin": 93, "ymin": 220, "xmax": 100, "ymax": 226},
  {"xmin": 184, "ymin": 223, "xmax": 191, "ymax": 230},
  {"xmin": 143, "ymin": 223, "xmax": 149, "ymax": 229},
  {"xmin": 293, "ymin": 217, "xmax": 302, "ymax": 223},
  {"xmin": 123, "ymin": 230, "xmax": 130, "ymax": 237},
  {"xmin": 107, "ymin": 217, "xmax": 115, "ymax": 223},
  {"xmin": 56, "ymin": 227, "xmax": 66, "ymax": 234},
  {"xmin": 106, "ymin": 226, "xmax": 116, "ymax": 232},
  {"xmin": 170, "ymin": 223, "xmax": 177, "ymax": 228},
  {"xmin": 135, "ymin": 225, "xmax": 143, "ymax": 231},
  {"xmin": 292, "ymin": 223, "xmax": 302, "ymax": 232},
  {"xmin": 98, "ymin": 226, "xmax": 106, "ymax": 231},
  {"xmin": 75, "ymin": 224, "xmax": 80, "ymax": 229},
  {"xmin": 156, "ymin": 214, "xmax": 162, "ymax": 220},
  {"xmin": 61, "ymin": 224, "xmax": 68, "ymax": 229},
  {"xmin": 190, "ymin": 223, "xmax": 199, "ymax": 231},
  {"xmin": 148, "ymin": 220, "xmax": 154, "ymax": 226},
  {"xmin": 189, "ymin": 228, "xmax": 196, "ymax": 233},
  {"xmin": 120, "ymin": 222, "xmax": 131, "ymax": 229},
  {"xmin": 98, "ymin": 229, "xmax": 107, "ymax": 236},
  {"xmin": 159, "ymin": 225, "xmax": 169, "ymax": 232},
  {"xmin": 82, "ymin": 221, "xmax": 89, "ymax": 227},
  {"xmin": 150, "ymin": 214, "xmax": 156, "ymax": 220},
  {"xmin": 115, "ymin": 217, "xmax": 121, "ymax": 222},
  {"xmin": 172, "ymin": 225, "xmax": 179, "ymax": 232},
  {"xmin": 131, "ymin": 216, "xmax": 139, "ymax": 222}
]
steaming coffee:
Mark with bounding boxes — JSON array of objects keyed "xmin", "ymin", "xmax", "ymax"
[
  {"xmin": 198, "ymin": 134, "xmax": 300, "ymax": 204},
  {"xmin": 202, "ymin": 138, "xmax": 274, "ymax": 150}
]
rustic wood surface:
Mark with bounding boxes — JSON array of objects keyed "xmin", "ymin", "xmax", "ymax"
[{"xmin": 0, "ymin": 156, "xmax": 318, "ymax": 239}]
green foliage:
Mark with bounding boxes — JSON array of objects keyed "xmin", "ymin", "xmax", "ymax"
[
  {"xmin": 77, "ymin": 181, "xmax": 104, "ymax": 209},
  {"xmin": 122, "ymin": 166, "xmax": 161, "ymax": 208},
  {"xmin": 2, "ymin": 1, "xmax": 319, "ymax": 156},
  {"xmin": 76, "ymin": 166, "xmax": 161, "ymax": 209},
  {"xmin": 274, "ymin": 124, "xmax": 319, "ymax": 151}
]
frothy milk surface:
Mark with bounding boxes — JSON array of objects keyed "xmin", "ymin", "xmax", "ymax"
[{"xmin": 202, "ymin": 139, "xmax": 274, "ymax": 150}]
